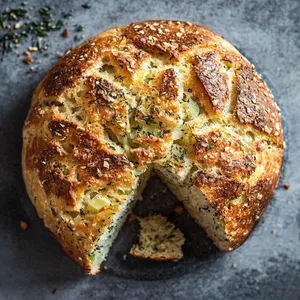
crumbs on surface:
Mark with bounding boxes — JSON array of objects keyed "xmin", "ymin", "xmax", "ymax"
[
  {"xmin": 23, "ymin": 55, "xmax": 32, "ymax": 64},
  {"xmin": 0, "ymin": 3, "xmax": 88, "ymax": 72},
  {"xmin": 174, "ymin": 205, "xmax": 183, "ymax": 214},
  {"xmin": 28, "ymin": 67, "xmax": 35, "ymax": 72},
  {"xmin": 20, "ymin": 220, "xmax": 29, "ymax": 230},
  {"xmin": 128, "ymin": 213, "xmax": 136, "ymax": 222},
  {"xmin": 283, "ymin": 183, "xmax": 291, "ymax": 189},
  {"xmin": 62, "ymin": 29, "xmax": 69, "ymax": 38}
]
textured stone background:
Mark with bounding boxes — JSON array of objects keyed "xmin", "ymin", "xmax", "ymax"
[{"xmin": 0, "ymin": 0, "xmax": 299, "ymax": 299}]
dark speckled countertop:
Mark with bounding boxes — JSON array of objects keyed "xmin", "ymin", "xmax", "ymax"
[{"xmin": 0, "ymin": 0, "xmax": 299, "ymax": 299}]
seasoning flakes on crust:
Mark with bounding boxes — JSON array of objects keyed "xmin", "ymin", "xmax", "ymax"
[
  {"xmin": 234, "ymin": 65, "xmax": 283, "ymax": 142},
  {"xmin": 194, "ymin": 171, "xmax": 246, "ymax": 212},
  {"xmin": 25, "ymin": 136, "xmax": 77, "ymax": 206},
  {"xmin": 48, "ymin": 119, "xmax": 134, "ymax": 186},
  {"xmin": 160, "ymin": 68, "xmax": 179, "ymax": 100},
  {"xmin": 41, "ymin": 34, "xmax": 122, "ymax": 97},
  {"xmin": 194, "ymin": 52, "xmax": 229, "ymax": 112},
  {"xmin": 25, "ymin": 117, "xmax": 135, "ymax": 207},
  {"xmin": 112, "ymin": 45, "xmax": 150, "ymax": 74},
  {"xmin": 124, "ymin": 20, "xmax": 215, "ymax": 60},
  {"xmin": 131, "ymin": 133, "xmax": 173, "ymax": 164},
  {"xmin": 85, "ymin": 76, "xmax": 129, "ymax": 135},
  {"xmin": 193, "ymin": 130, "xmax": 257, "ymax": 179},
  {"xmin": 224, "ymin": 176, "xmax": 279, "ymax": 249}
]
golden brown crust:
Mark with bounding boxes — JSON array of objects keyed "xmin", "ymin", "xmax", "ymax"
[
  {"xmin": 160, "ymin": 68, "xmax": 179, "ymax": 100},
  {"xmin": 124, "ymin": 20, "xmax": 216, "ymax": 60},
  {"xmin": 85, "ymin": 76, "xmax": 129, "ymax": 136},
  {"xmin": 193, "ymin": 130, "xmax": 257, "ymax": 179},
  {"xmin": 25, "ymin": 116, "xmax": 134, "ymax": 208},
  {"xmin": 194, "ymin": 52, "xmax": 229, "ymax": 112},
  {"xmin": 194, "ymin": 171, "xmax": 246, "ymax": 212},
  {"xmin": 25, "ymin": 136, "xmax": 78, "ymax": 206},
  {"xmin": 48, "ymin": 119, "xmax": 133, "ymax": 184},
  {"xmin": 22, "ymin": 20, "xmax": 284, "ymax": 272},
  {"xmin": 40, "ymin": 32, "xmax": 123, "ymax": 97},
  {"xmin": 131, "ymin": 132, "xmax": 173, "ymax": 163},
  {"xmin": 234, "ymin": 64, "xmax": 283, "ymax": 142},
  {"xmin": 24, "ymin": 103, "xmax": 47, "ymax": 128},
  {"xmin": 193, "ymin": 140, "xmax": 282, "ymax": 250},
  {"xmin": 112, "ymin": 45, "xmax": 150, "ymax": 74},
  {"xmin": 225, "ymin": 175, "xmax": 280, "ymax": 249}
]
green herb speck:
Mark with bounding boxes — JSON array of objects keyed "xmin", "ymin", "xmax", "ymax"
[
  {"xmin": 76, "ymin": 25, "xmax": 84, "ymax": 32},
  {"xmin": 206, "ymin": 145, "xmax": 214, "ymax": 151},
  {"xmin": 82, "ymin": 3, "xmax": 91, "ymax": 9}
]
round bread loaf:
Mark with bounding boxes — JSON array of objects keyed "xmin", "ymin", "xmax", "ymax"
[{"xmin": 22, "ymin": 20, "xmax": 284, "ymax": 274}]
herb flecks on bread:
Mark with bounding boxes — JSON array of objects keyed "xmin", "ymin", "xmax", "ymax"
[{"xmin": 22, "ymin": 20, "xmax": 284, "ymax": 274}]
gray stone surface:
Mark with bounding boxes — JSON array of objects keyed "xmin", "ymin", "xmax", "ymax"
[{"xmin": 0, "ymin": 0, "xmax": 299, "ymax": 299}]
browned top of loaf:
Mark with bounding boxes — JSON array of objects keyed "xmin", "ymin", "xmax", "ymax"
[
  {"xmin": 194, "ymin": 52, "xmax": 229, "ymax": 112},
  {"xmin": 36, "ymin": 20, "xmax": 282, "ymax": 142},
  {"xmin": 234, "ymin": 65, "xmax": 282, "ymax": 139},
  {"xmin": 124, "ymin": 21, "xmax": 216, "ymax": 59}
]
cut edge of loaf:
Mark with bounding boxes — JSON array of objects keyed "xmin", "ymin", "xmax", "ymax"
[
  {"xmin": 155, "ymin": 166, "xmax": 230, "ymax": 251},
  {"xmin": 89, "ymin": 167, "xmax": 152, "ymax": 274}
]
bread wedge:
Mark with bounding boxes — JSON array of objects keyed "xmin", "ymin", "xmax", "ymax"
[{"xmin": 130, "ymin": 215, "xmax": 185, "ymax": 261}]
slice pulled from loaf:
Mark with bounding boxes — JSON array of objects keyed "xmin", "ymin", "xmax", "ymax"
[
  {"xmin": 22, "ymin": 20, "xmax": 284, "ymax": 274},
  {"xmin": 130, "ymin": 215, "xmax": 185, "ymax": 261}
]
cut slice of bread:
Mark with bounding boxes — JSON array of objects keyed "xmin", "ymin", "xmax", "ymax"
[{"xmin": 130, "ymin": 215, "xmax": 185, "ymax": 261}]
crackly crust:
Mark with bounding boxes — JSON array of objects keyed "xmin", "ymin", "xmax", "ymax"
[
  {"xmin": 194, "ymin": 52, "xmax": 229, "ymax": 112},
  {"xmin": 85, "ymin": 76, "xmax": 130, "ymax": 136},
  {"xmin": 193, "ymin": 130, "xmax": 257, "ymax": 179},
  {"xmin": 112, "ymin": 44, "xmax": 150, "ymax": 75},
  {"xmin": 37, "ymin": 28, "xmax": 124, "ymax": 98},
  {"xmin": 234, "ymin": 64, "xmax": 283, "ymax": 143},
  {"xmin": 194, "ymin": 171, "xmax": 246, "ymax": 211},
  {"xmin": 22, "ymin": 20, "xmax": 284, "ymax": 273},
  {"xmin": 124, "ymin": 20, "xmax": 218, "ymax": 60},
  {"xmin": 160, "ymin": 68, "xmax": 179, "ymax": 100}
]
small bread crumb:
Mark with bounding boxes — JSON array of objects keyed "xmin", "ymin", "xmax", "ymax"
[
  {"xmin": 271, "ymin": 229, "xmax": 276, "ymax": 234},
  {"xmin": 20, "ymin": 221, "xmax": 29, "ymax": 230},
  {"xmin": 52, "ymin": 288, "xmax": 57, "ymax": 294},
  {"xmin": 62, "ymin": 29, "xmax": 69, "ymax": 38},
  {"xmin": 56, "ymin": 51, "xmax": 64, "ymax": 57},
  {"xmin": 128, "ymin": 213, "xmax": 136, "ymax": 222},
  {"xmin": 232, "ymin": 263, "xmax": 237, "ymax": 268},
  {"xmin": 24, "ymin": 56, "xmax": 33, "ymax": 64},
  {"xmin": 199, "ymin": 248, "xmax": 204, "ymax": 256},
  {"xmin": 174, "ymin": 205, "xmax": 183, "ymax": 214},
  {"xmin": 28, "ymin": 46, "xmax": 38, "ymax": 52},
  {"xmin": 283, "ymin": 183, "xmax": 291, "ymax": 189}
]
